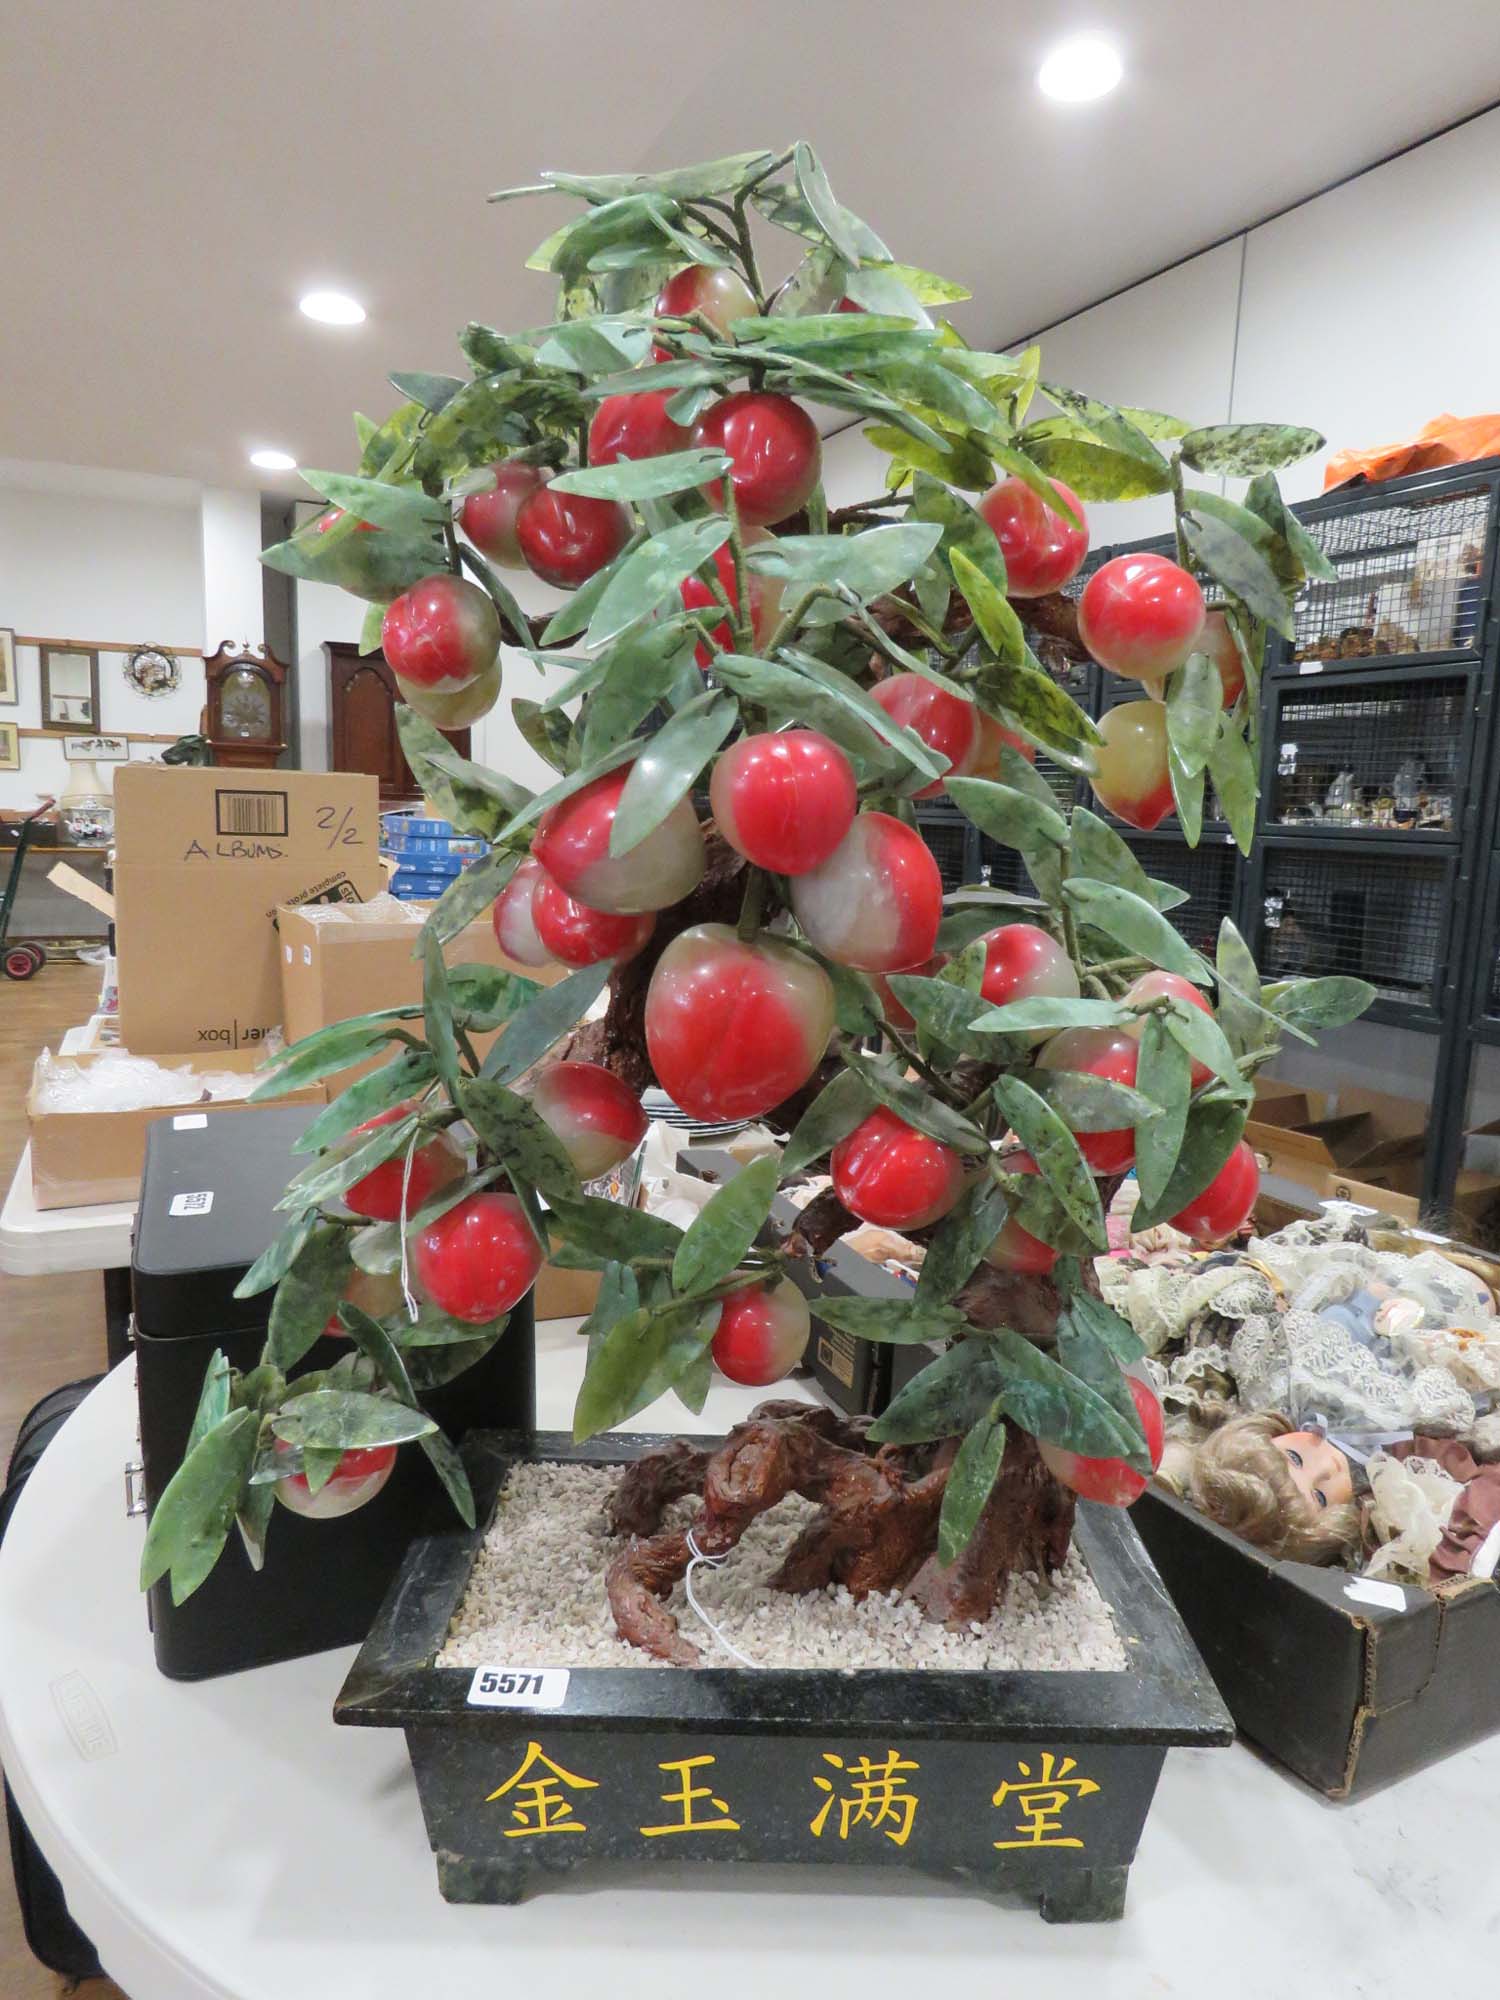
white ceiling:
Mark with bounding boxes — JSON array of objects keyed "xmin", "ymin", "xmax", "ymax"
[{"xmin": 3, "ymin": 1, "xmax": 1497, "ymax": 496}]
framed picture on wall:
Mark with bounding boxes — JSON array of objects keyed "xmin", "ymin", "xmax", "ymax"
[
  {"xmin": 39, "ymin": 646, "xmax": 100, "ymax": 733},
  {"xmin": 0, "ymin": 721, "xmax": 19, "ymax": 771},
  {"xmin": 0, "ymin": 628, "xmax": 16, "ymax": 706}
]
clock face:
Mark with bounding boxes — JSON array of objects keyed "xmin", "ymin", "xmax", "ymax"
[{"xmin": 220, "ymin": 666, "xmax": 273, "ymax": 739}]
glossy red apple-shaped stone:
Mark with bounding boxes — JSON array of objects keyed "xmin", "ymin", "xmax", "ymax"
[
  {"xmin": 490, "ymin": 856, "xmax": 554, "ymax": 967},
  {"xmin": 344, "ymin": 1105, "xmax": 464, "ymax": 1223},
  {"xmin": 588, "ymin": 387, "xmax": 692, "ymax": 468},
  {"xmin": 1038, "ymin": 1375, "xmax": 1164, "ymax": 1507},
  {"xmin": 680, "ymin": 542, "xmax": 780, "ymax": 667},
  {"xmin": 1079, "ymin": 552, "xmax": 1205, "ymax": 682},
  {"xmin": 692, "ymin": 391, "xmax": 822, "ymax": 528},
  {"xmin": 515, "ymin": 483, "xmax": 631, "ymax": 590},
  {"xmin": 395, "ymin": 662, "xmax": 502, "ymax": 729},
  {"xmin": 321, "ymin": 1266, "xmax": 405, "ymax": 1341},
  {"xmin": 983, "ymin": 1152, "xmax": 1057, "ymax": 1275},
  {"xmin": 1122, "ymin": 971, "xmax": 1215, "ymax": 1086},
  {"xmin": 1198, "ymin": 609, "xmax": 1247, "ymax": 709},
  {"xmin": 831, "ymin": 1106, "xmax": 966, "ymax": 1230},
  {"xmin": 459, "ymin": 461, "xmax": 548, "ymax": 569},
  {"xmin": 790, "ymin": 811, "xmax": 943, "ymax": 974},
  {"xmin": 381, "ymin": 574, "xmax": 501, "ymax": 694},
  {"xmin": 273, "ymin": 1440, "xmax": 397, "ymax": 1519},
  {"xmin": 529, "ymin": 1061, "xmax": 648, "ymax": 1179},
  {"xmin": 1036, "ymin": 1026, "xmax": 1140, "ymax": 1173},
  {"xmin": 314, "ymin": 507, "xmax": 379, "ymax": 535},
  {"xmin": 411, "ymin": 1191, "xmax": 544, "ymax": 1324},
  {"xmin": 1169, "ymin": 1139, "xmax": 1260, "ymax": 1244},
  {"xmin": 977, "ymin": 476, "xmax": 1089, "ymax": 598},
  {"xmin": 711, "ymin": 1278, "xmax": 812, "ymax": 1387},
  {"xmin": 709, "ymin": 729, "xmax": 857, "ymax": 875},
  {"xmin": 868, "ymin": 674, "xmax": 981, "ymax": 799},
  {"xmin": 532, "ymin": 767, "xmax": 704, "ymax": 914},
  {"xmin": 655, "ymin": 264, "xmax": 758, "ymax": 343},
  {"xmin": 978, "ymin": 924, "xmax": 1080, "ymax": 1035},
  {"xmin": 529, "ymin": 870, "xmax": 654, "ymax": 966},
  {"xmin": 1091, "ymin": 701, "xmax": 1174, "ymax": 831},
  {"xmin": 972, "ymin": 709, "xmax": 1037, "ymax": 778},
  {"xmin": 644, "ymin": 923, "xmax": 835, "ymax": 1122}
]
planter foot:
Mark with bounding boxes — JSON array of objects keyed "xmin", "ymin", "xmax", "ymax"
[
  {"xmin": 436, "ymin": 1849, "xmax": 528, "ymax": 1905},
  {"xmin": 1039, "ymin": 1866, "xmax": 1129, "ymax": 1924}
]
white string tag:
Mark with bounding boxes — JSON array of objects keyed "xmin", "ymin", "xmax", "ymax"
[{"xmin": 683, "ymin": 1529, "xmax": 758, "ymax": 1668}]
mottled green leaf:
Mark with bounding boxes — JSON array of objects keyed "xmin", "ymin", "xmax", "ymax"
[
  {"xmin": 266, "ymin": 1225, "xmax": 355, "ymax": 1372},
  {"xmin": 272, "ymin": 1390, "xmax": 435, "ymax": 1452},
  {"xmin": 139, "ymin": 1407, "xmax": 258, "ymax": 1602},
  {"xmin": 1029, "ymin": 1068, "xmax": 1161, "ymax": 1132},
  {"xmin": 1268, "ymin": 976, "xmax": 1377, "ymax": 1031},
  {"xmin": 945, "ymin": 775, "xmax": 1067, "ymax": 852},
  {"xmin": 1131, "ymin": 1097, "xmax": 1246, "ymax": 1230},
  {"xmin": 1179, "ymin": 423, "xmax": 1324, "ymax": 476},
  {"xmin": 549, "ymin": 448, "xmax": 731, "ymax": 501},
  {"xmin": 747, "ymin": 523, "xmax": 942, "ymax": 600},
  {"xmin": 939, "ymin": 1404, "xmax": 1006, "ymax": 1564},
  {"xmin": 672, "ymin": 1156, "xmax": 780, "ymax": 1295},
  {"xmin": 841, "ymin": 1048, "xmax": 988, "ymax": 1156},
  {"xmin": 991, "ymin": 1076, "xmax": 1105, "ymax": 1249},
  {"xmin": 586, "ymin": 516, "xmax": 733, "ymax": 650},
  {"xmin": 916, "ymin": 1175, "xmax": 1010, "ymax": 1305},
  {"xmin": 811, "ymin": 1296, "xmax": 965, "ymax": 1345},
  {"xmin": 419, "ymin": 1428, "xmax": 476, "ymax": 1527},
  {"xmin": 1061, "ymin": 880, "xmax": 1212, "ymax": 984},
  {"xmin": 609, "ymin": 691, "xmax": 733, "ymax": 857},
  {"xmin": 968, "ymin": 994, "xmax": 1131, "ymax": 1036},
  {"xmin": 869, "ymin": 1336, "xmax": 1003, "ymax": 1443},
  {"xmin": 1133, "ymin": 1016, "xmax": 1191, "ymax": 1210},
  {"xmin": 549, "ymin": 1195, "xmax": 684, "ymax": 1266},
  {"xmin": 1166, "ymin": 652, "xmax": 1222, "ymax": 779},
  {"xmin": 990, "ymin": 1326, "xmax": 1150, "ymax": 1465},
  {"xmin": 573, "ymin": 1297, "xmax": 721, "ymax": 1440},
  {"xmin": 950, "ymin": 546, "xmax": 1026, "ymax": 663},
  {"xmin": 1207, "ymin": 717, "xmax": 1259, "ymax": 855},
  {"xmin": 186, "ymin": 1351, "xmax": 232, "ymax": 1455},
  {"xmin": 479, "ymin": 960, "xmax": 617, "ymax": 1086},
  {"xmin": 1215, "ymin": 918, "xmax": 1264, "ymax": 1057},
  {"xmin": 460, "ymin": 1077, "xmax": 582, "ymax": 1204},
  {"xmin": 290, "ymin": 1050, "xmax": 438, "ymax": 1159},
  {"xmin": 1181, "ymin": 509, "xmax": 1296, "ymax": 639},
  {"xmin": 781, "ymin": 1068, "xmax": 877, "ymax": 1176}
]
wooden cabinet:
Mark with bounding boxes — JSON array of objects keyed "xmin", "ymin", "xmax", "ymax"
[{"xmin": 325, "ymin": 643, "xmax": 470, "ymax": 801}]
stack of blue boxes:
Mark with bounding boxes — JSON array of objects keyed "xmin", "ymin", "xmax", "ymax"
[{"xmin": 380, "ymin": 812, "xmax": 486, "ymax": 901}]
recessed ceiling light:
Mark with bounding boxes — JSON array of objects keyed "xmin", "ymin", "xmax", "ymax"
[
  {"xmin": 249, "ymin": 448, "xmax": 297, "ymax": 472},
  {"xmin": 1038, "ymin": 35, "xmax": 1123, "ymax": 103},
  {"xmin": 299, "ymin": 289, "xmax": 366, "ymax": 325}
]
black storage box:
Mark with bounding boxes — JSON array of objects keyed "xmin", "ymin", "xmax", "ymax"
[
  {"xmin": 132, "ymin": 1105, "xmax": 535, "ymax": 1681},
  {"xmin": 1132, "ymin": 1486, "xmax": 1500, "ymax": 1797}
]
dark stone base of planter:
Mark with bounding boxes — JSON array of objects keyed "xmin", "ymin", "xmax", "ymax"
[{"xmin": 336, "ymin": 1432, "xmax": 1231, "ymax": 1920}]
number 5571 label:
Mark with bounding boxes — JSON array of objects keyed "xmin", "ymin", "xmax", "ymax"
[{"xmin": 467, "ymin": 1667, "xmax": 570, "ymax": 1710}]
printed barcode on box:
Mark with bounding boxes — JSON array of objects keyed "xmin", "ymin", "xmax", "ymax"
[{"xmin": 215, "ymin": 789, "xmax": 289, "ymax": 838}]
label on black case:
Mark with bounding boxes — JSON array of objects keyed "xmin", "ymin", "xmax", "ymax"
[
  {"xmin": 467, "ymin": 1667, "xmax": 570, "ymax": 1710},
  {"xmin": 168, "ymin": 1190, "xmax": 214, "ymax": 1217}
]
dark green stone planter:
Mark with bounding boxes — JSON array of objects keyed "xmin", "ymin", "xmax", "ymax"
[{"xmin": 335, "ymin": 1430, "xmax": 1231, "ymax": 1920}]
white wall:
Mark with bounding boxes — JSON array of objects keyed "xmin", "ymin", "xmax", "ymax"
[{"xmin": 200, "ymin": 488, "xmax": 266, "ymax": 652}]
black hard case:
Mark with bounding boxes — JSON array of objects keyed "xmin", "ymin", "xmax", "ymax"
[{"xmin": 132, "ymin": 1106, "xmax": 535, "ymax": 1680}]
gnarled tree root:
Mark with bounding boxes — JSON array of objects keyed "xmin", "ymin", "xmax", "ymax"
[{"xmin": 604, "ymin": 1404, "xmax": 1071, "ymax": 1664}]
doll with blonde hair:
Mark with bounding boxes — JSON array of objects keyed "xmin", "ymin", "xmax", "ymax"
[{"xmin": 1158, "ymin": 1412, "xmax": 1361, "ymax": 1563}]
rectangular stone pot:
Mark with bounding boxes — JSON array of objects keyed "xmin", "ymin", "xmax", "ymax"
[{"xmin": 335, "ymin": 1430, "xmax": 1231, "ymax": 1920}]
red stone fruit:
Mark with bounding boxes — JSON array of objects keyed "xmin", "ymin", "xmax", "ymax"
[
  {"xmin": 709, "ymin": 729, "xmax": 857, "ymax": 875},
  {"xmin": 680, "ymin": 541, "xmax": 781, "ymax": 667},
  {"xmin": 692, "ymin": 391, "xmax": 822, "ymax": 528},
  {"xmin": 644, "ymin": 923, "xmax": 835, "ymax": 1122},
  {"xmin": 977, "ymin": 476, "xmax": 1089, "ymax": 598},
  {"xmin": 1078, "ymin": 552, "xmax": 1206, "ymax": 682},
  {"xmin": 321, "ymin": 1266, "xmax": 405, "ymax": 1341},
  {"xmin": 273, "ymin": 1440, "xmax": 397, "ymax": 1519},
  {"xmin": 491, "ymin": 856, "xmax": 554, "ymax": 968},
  {"xmin": 529, "ymin": 871, "xmax": 654, "ymax": 967},
  {"xmin": 868, "ymin": 673, "xmax": 981, "ymax": 799},
  {"xmin": 411, "ymin": 1192, "xmax": 544, "ymax": 1324},
  {"xmin": 831, "ymin": 1106, "xmax": 967, "ymax": 1230},
  {"xmin": 972, "ymin": 709, "xmax": 1037, "ymax": 778},
  {"xmin": 1091, "ymin": 701, "xmax": 1174, "ymax": 831},
  {"xmin": 344, "ymin": 1105, "xmax": 464, "ymax": 1223},
  {"xmin": 314, "ymin": 507, "xmax": 379, "ymax": 535},
  {"xmin": 983, "ymin": 1153, "xmax": 1057, "ymax": 1275},
  {"xmin": 459, "ymin": 461, "xmax": 548, "ymax": 568},
  {"xmin": 532, "ymin": 766, "xmax": 704, "ymax": 915},
  {"xmin": 1198, "ymin": 609, "xmax": 1247, "ymax": 709},
  {"xmin": 835, "ymin": 296, "xmax": 867, "ymax": 314},
  {"xmin": 1038, "ymin": 1375, "xmax": 1165, "ymax": 1507},
  {"xmin": 587, "ymin": 387, "xmax": 692, "ymax": 468},
  {"xmin": 1036, "ymin": 1026, "xmax": 1140, "ymax": 1173},
  {"xmin": 1168, "ymin": 1139, "xmax": 1260, "ymax": 1244},
  {"xmin": 978, "ymin": 924, "xmax": 1081, "ymax": 1034},
  {"xmin": 790, "ymin": 811, "xmax": 943, "ymax": 974},
  {"xmin": 395, "ymin": 662, "xmax": 502, "ymax": 730},
  {"xmin": 655, "ymin": 264, "xmax": 758, "ymax": 345},
  {"xmin": 381, "ymin": 574, "xmax": 501, "ymax": 694},
  {"xmin": 710, "ymin": 1278, "xmax": 813, "ymax": 1386},
  {"xmin": 1122, "ymin": 971, "xmax": 1215, "ymax": 1087},
  {"xmin": 515, "ymin": 483, "xmax": 631, "ymax": 590},
  {"xmin": 529, "ymin": 1061, "xmax": 648, "ymax": 1179}
]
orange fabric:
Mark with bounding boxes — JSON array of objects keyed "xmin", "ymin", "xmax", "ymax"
[{"xmin": 1325, "ymin": 413, "xmax": 1500, "ymax": 489}]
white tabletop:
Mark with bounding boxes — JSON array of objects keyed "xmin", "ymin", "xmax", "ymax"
[
  {"xmin": 0, "ymin": 1325, "xmax": 1489, "ymax": 2000},
  {"xmin": 0, "ymin": 1143, "xmax": 135, "ymax": 1277}
]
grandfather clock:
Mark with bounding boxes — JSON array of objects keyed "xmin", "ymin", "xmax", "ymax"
[{"xmin": 203, "ymin": 643, "xmax": 288, "ymax": 768}]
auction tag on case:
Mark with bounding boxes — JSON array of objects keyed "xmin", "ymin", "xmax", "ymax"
[
  {"xmin": 1344, "ymin": 1578, "xmax": 1408, "ymax": 1612},
  {"xmin": 172, "ymin": 1114, "xmax": 209, "ymax": 1130},
  {"xmin": 467, "ymin": 1667, "xmax": 570, "ymax": 1710},
  {"xmin": 168, "ymin": 1190, "xmax": 214, "ymax": 1217}
]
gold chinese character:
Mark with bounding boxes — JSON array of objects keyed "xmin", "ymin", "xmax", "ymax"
[
  {"xmin": 639, "ymin": 1754, "xmax": 741, "ymax": 1838},
  {"xmin": 810, "ymin": 1750, "xmax": 920, "ymax": 1848},
  {"xmin": 991, "ymin": 1752, "xmax": 1099, "ymax": 1850},
  {"xmin": 485, "ymin": 1741, "xmax": 599, "ymax": 1839}
]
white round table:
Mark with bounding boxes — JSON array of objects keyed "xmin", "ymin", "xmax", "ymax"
[{"xmin": 1, "ymin": 1345, "xmax": 1490, "ymax": 2000}]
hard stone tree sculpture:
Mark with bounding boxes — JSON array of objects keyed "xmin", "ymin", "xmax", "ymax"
[{"xmin": 141, "ymin": 144, "xmax": 1372, "ymax": 1659}]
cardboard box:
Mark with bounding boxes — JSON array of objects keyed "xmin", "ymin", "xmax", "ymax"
[
  {"xmin": 276, "ymin": 896, "xmax": 567, "ymax": 1096},
  {"xmin": 1133, "ymin": 1486, "xmax": 1500, "ymax": 1798},
  {"xmin": 1245, "ymin": 1076, "xmax": 1427, "ymax": 1219},
  {"xmin": 28, "ymin": 1049, "xmax": 324, "ymax": 1209},
  {"xmin": 113, "ymin": 766, "xmax": 382, "ymax": 1056}
]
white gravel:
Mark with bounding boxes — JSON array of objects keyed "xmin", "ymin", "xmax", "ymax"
[{"xmin": 439, "ymin": 1461, "xmax": 1126, "ymax": 1672}]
